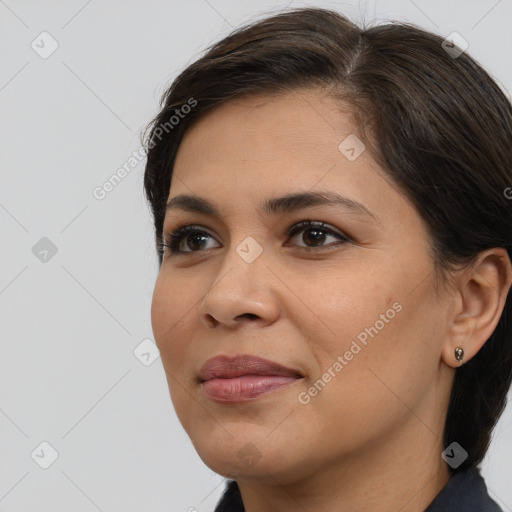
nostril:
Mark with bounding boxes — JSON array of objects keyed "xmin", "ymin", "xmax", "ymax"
[{"xmin": 240, "ymin": 313, "xmax": 259, "ymax": 320}]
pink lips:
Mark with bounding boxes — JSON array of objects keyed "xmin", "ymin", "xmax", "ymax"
[{"xmin": 198, "ymin": 354, "xmax": 303, "ymax": 403}]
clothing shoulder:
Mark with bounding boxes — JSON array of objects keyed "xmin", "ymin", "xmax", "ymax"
[
  {"xmin": 425, "ymin": 467, "xmax": 502, "ymax": 512},
  {"xmin": 213, "ymin": 467, "xmax": 503, "ymax": 511},
  {"xmin": 213, "ymin": 480, "xmax": 245, "ymax": 512}
]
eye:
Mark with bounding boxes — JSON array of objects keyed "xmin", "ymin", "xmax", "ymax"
[
  {"xmin": 160, "ymin": 220, "xmax": 349, "ymax": 256},
  {"xmin": 160, "ymin": 224, "xmax": 220, "ymax": 255},
  {"xmin": 285, "ymin": 220, "xmax": 349, "ymax": 250}
]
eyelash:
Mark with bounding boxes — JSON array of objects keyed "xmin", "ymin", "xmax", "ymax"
[{"xmin": 159, "ymin": 220, "xmax": 350, "ymax": 256}]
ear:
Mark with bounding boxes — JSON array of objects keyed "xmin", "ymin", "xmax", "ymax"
[{"xmin": 441, "ymin": 248, "xmax": 512, "ymax": 368}]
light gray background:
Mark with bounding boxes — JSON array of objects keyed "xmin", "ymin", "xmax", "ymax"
[{"xmin": 1, "ymin": 0, "xmax": 511, "ymax": 510}]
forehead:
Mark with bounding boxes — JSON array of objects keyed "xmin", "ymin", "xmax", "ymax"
[
  {"xmin": 173, "ymin": 89, "xmax": 366, "ymax": 186},
  {"xmin": 177, "ymin": 89, "xmax": 356, "ymax": 162},
  {"xmin": 168, "ymin": 89, "xmax": 415, "ymax": 229}
]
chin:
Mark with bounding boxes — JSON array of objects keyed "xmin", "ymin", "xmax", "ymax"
[{"xmin": 189, "ymin": 427, "xmax": 317, "ymax": 485}]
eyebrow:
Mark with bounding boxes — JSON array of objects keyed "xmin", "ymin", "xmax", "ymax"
[{"xmin": 166, "ymin": 191, "xmax": 380, "ymax": 224}]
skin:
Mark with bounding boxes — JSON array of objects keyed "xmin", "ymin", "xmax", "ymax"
[{"xmin": 150, "ymin": 88, "xmax": 512, "ymax": 512}]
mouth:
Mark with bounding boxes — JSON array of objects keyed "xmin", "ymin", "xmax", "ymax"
[{"xmin": 198, "ymin": 354, "xmax": 304, "ymax": 403}]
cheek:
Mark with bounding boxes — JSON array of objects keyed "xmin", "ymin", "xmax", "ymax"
[
  {"xmin": 293, "ymin": 302, "xmax": 433, "ymax": 454},
  {"xmin": 303, "ymin": 253, "xmax": 438, "ymax": 373},
  {"xmin": 150, "ymin": 275, "xmax": 172, "ymax": 344},
  {"xmin": 297, "ymin": 275, "xmax": 417, "ymax": 401},
  {"xmin": 151, "ymin": 273, "xmax": 199, "ymax": 422},
  {"xmin": 305, "ymin": 276, "xmax": 394, "ymax": 354},
  {"xmin": 150, "ymin": 273, "xmax": 194, "ymax": 365}
]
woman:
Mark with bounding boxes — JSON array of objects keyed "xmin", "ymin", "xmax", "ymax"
[{"xmin": 142, "ymin": 7, "xmax": 512, "ymax": 511}]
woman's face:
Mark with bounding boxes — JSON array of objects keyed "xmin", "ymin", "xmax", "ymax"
[{"xmin": 151, "ymin": 88, "xmax": 455, "ymax": 484}]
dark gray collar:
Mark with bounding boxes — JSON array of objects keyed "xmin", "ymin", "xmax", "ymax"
[
  {"xmin": 215, "ymin": 467, "xmax": 503, "ymax": 511},
  {"xmin": 425, "ymin": 467, "xmax": 502, "ymax": 511}
]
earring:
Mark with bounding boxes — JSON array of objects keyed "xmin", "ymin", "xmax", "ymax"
[{"xmin": 454, "ymin": 346, "xmax": 464, "ymax": 362}]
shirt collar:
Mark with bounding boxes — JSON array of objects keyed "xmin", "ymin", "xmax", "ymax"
[{"xmin": 425, "ymin": 467, "xmax": 502, "ymax": 511}]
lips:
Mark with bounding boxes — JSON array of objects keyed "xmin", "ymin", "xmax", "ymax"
[
  {"xmin": 198, "ymin": 354, "xmax": 303, "ymax": 382},
  {"xmin": 198, "ymin": 354, "xmax": 304, "ymax": 403}
]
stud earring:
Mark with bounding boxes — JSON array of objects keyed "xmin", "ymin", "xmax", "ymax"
[{"xmin": 454, "ymin": 346, "xmax": 464, "ymax": 362}]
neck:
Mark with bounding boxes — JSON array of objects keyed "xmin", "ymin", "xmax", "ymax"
[{"xmin": 236, "ymin": 415, "xmax": 452, "ymax": 512}]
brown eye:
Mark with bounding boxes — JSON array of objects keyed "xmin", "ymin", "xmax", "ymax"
[
  {"xmin": 161, "ymin": 219, "xmax": 349, "ymax": 257},
  {"xmin": 286, "ymin": 220, "xmax": 349, "ymax": 249},
  {"xmin": 162, "ymin": 225, "xmax": 220, "ymax": 254}
]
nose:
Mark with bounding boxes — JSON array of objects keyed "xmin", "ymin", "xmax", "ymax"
[{"xmin": 198, "ymin": 248, "xmax": 280, "ymax": 330}]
